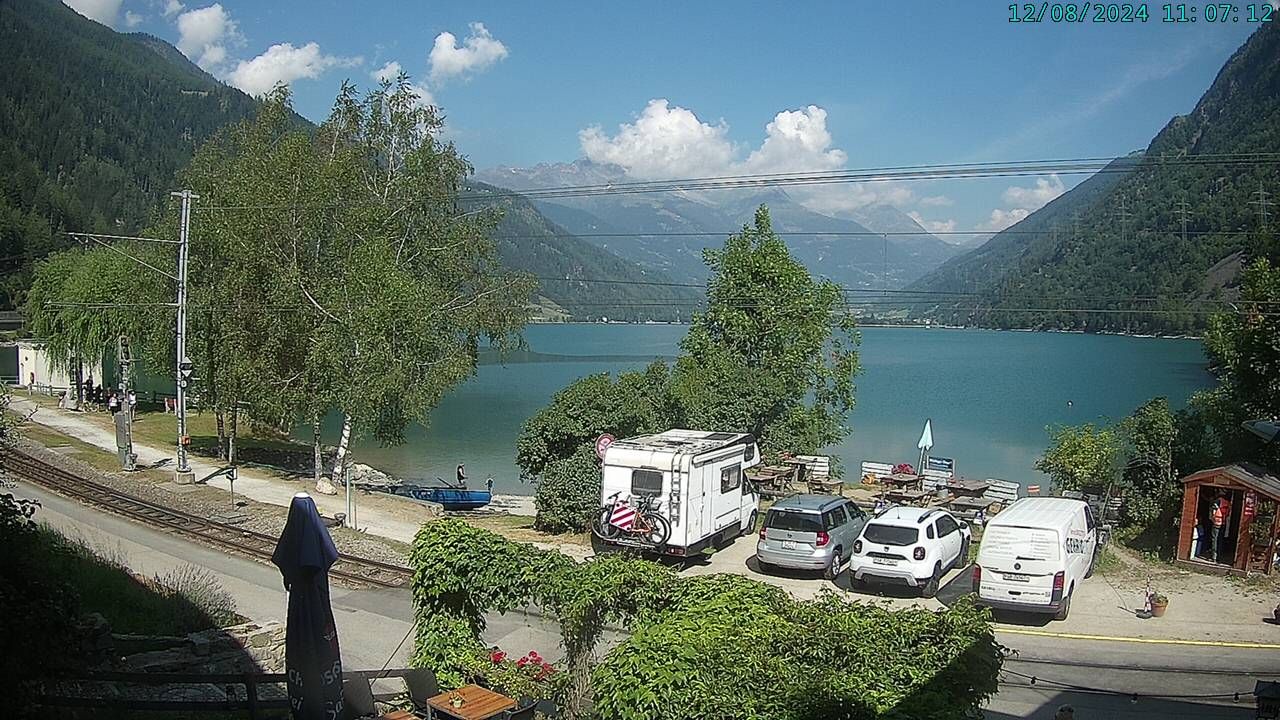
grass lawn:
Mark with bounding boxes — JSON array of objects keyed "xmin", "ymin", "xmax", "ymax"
[{"xmin": 31, "ymin": 524, "xmax": 239, "ymax": 635}]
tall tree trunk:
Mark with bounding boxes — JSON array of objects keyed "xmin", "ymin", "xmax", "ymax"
[
  {"xmin": 312, "ymin": 417, "xmax": 323, "ymax": 488},
  {"xmin": 215, "ymin": 408, "xmax": 227, "ymax": 460},
  {"xmin": 228, "ymin": 404, "xmax": 238, "ymax": 466},
  {"xmin": 333, "ymin": 413, "xmax": 353, "ymax": 485},
  {"xmin": 73, "ymin": 358, "xmax": 84, "ymax": 410}
]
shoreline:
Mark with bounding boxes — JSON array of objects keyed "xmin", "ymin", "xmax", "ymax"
[{"xmin": 523, "ymin": 319, "xmax": 1203, "ymax": 341}]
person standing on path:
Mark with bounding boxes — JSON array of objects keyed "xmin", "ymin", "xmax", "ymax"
[
  {"xmin": 1210, "ymin": 490, "xmax": 1233, "ymax": 563},
  {"xmin": 107, "ymin": 391, "xmax": 120, "ymax": 416},
  {"xmin": 486, "ymin": 475, "xmax": 494, "ymax": 494},
  {"xmin": 128, "ymin": 390, "xmax": 137, "ymax": 421},
  {"xmin": 456, "ymin": 463, "xmax": 467, "ymax": 489}
]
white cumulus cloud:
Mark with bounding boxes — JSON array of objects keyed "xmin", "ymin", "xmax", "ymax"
[
  {"xmin": 908, "ymin": 211, "xmax": 957, "ymax": 235},
  {"xmin": 1002, "ymin": 174, "xmax": 1065, "ymax": 209},
  {"xmin": 227, "ymin": 42, "xmax": 360, "ymax": 97},
  {"xmin": 580, "ymin": 99, "xmax": 736, "ymax": 180},
  {"xmin": 63, "ymin": 0, "xmax": 123, "ymax": 26},
  {"xmin": 742, "ymin": 106, "xmax": 846, "ymax": 174},
  {"xmin": 125, "ymin": 10, "xmax": 143, "ymax": 26},
  {"xmin": 372, "ymin": 61, "xmax": 402, "ymax": 83},
  {"xmin": 978, "ymin": 207, "xmax": 1032, "ymax": 233},
  {"xmin": 977, "ymin": 174, "xmax": 1066, "ymax": 232},
  {"xmin": 162, "ymin": 0, "xmax": 184, "ymax": 17},
  {"xmin": 919, "ymin": 195, "xmax": 953, "ymax": 208},
  {"xmin": 176, "ymin": 4, "xmax": 238, "ymax": 71},
  {"xmin": 428, "ymin": 22, "xmax": 508, "ymax": 83}
]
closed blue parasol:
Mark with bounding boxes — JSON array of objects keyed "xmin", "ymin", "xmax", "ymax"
[{"xmin": 272, "ymin": 492, "xmax": 344, "ymax": 720}]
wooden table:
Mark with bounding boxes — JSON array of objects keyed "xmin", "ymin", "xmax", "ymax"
[
  {"xmin": 426, "ymin": 685, "xmax": 517, "ymax": 720},
  {"xmin": 946, "ymin": 496, "xmax": 995, "ymax": 512},
  {"xmin": 945, "ymin": 479, "xmax": 991, "ymax": 498},
  {"xmin": 886, "ymin": 489, "xmax": 930, "ymax": 504}
]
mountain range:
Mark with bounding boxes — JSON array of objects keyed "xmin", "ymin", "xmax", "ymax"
[
  {"xmin": 0, "ymin": 0, "xmax": 700, "ymax": 321},
  {"xmin": 474, "ymin": 160, "xmax": 963, "ymax": 290},
  {"xmin": 907, "ymin": 21, "xmax": 1280, "ymax": 334}
]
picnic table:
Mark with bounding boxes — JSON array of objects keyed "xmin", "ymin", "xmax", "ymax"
[
  {"xmin": 426, "ymin": 684, "xmax": 516, "ymax": 720},
  {"xmin": 883, "ymin": 473, "xmax": 922, "ymax": 489},
  {"xmin": 945, "ymin": 478, "xmax": 991, "ymax": 498},
  {"xmin": 946, "ymin": 496, "xmax": 995, "ymax": 512},
  {"xmin": 747, "ymin": 463, "xmax": 799, "ymax": 498},
  {"xmin": 885, "ymin": 488, "xmax": 930, "ymax": 505}
]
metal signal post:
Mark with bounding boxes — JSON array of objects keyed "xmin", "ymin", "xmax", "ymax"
[{"xmin": 171, "ymin": 190, "xmax": 198, "ymax": 483}]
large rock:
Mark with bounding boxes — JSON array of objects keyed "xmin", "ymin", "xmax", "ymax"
[
  {"xmin": 348, "ymin": 462, "xmax": 395, "ymax": 489},
  {"xmin": 315, "ymin": 477, "xmax": 339, "ymax": 495}
]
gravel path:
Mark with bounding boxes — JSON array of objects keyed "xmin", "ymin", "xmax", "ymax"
[{"xmin": 14, "ymin": 439, "xmax": 411, "ymax": 567}]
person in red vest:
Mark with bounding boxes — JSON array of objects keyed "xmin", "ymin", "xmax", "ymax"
[{"xmin": 1210, "ymin": 490, "xmax": 1233, "ymax": 564}]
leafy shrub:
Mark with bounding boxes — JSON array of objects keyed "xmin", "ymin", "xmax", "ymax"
[
  {"xmin": 154, "ymin": 564, "xmax": 240, "ymax": 632},
  {"xmin": 0, "ymin": 492, "xmax": 81, "ymax": 716},
  {"xmin": 534, "ymin": 444, "xmax": 603, "ymax": 532},
  {"xmin": 409, "ymin": 518, "xmax": 1003, "ymax": 720}
]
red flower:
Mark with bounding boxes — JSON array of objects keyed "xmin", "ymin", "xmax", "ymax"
[
  {"xmin": 516, "ymin": 657, "xmax": 529, "ymax": 668},
  {"xmin": 490, "ymin": 651, "xmax": 506, "ymax": 664}
]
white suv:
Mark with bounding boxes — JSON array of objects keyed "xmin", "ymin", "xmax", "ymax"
[{"xmin": 847, "ymin": 506, "xmax": 971, "ymax": 597}]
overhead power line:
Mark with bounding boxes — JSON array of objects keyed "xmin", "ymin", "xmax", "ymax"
[{"xmin": 191, "ymin": 153, "xmax": 1280, "ymax": 211}]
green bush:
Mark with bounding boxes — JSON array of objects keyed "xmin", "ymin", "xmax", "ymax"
[
  {"xmin": 408, "ymin": 518, "xmax": 1003, "ymax": 720},
  {"xmin": 534, "ymin": 444, "xmax": 603, "ymax": 532}
]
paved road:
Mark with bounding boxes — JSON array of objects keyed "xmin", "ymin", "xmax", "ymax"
[{"xmin": 21, "ymin": 480, "xmax": 1275, "ymax": 717}]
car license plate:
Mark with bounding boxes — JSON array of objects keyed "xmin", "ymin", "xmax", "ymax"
[
  {"xmin": 873, "ymin": 557, "xmax": 897, "ymax": 566},
  {"xmin": 1003, "ymin": 573, "xmax": 1031, "ymax": 582},
  {"xmin": 781, "ymin": 540, "xmax": 796, "ymax": 550}
]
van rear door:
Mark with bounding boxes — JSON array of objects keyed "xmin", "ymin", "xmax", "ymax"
[{"xmin": 977, "ymin": 525, "xmax": 1062, "ymax": 608}]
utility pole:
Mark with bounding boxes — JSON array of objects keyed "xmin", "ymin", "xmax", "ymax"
[
  {"xmin": 171, "ymin": 190, "xmax": 198, "ymax": 485},
  {"xmin": 1175, "ymin": 197, "xmax": 1191, "ymax": 245},
  {"xmin": 1114, "ymin": 196, "xmax": 1132, "ymax": 246},
  {"xmin": 1251, "ymin": 182, "xmax": 1272, "ymax": 233}
]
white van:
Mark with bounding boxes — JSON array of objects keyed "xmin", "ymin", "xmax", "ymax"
[
  {"xmin": 596, "ymin": 429, "xmax": 760, "ymax": 557},
  {"xmin": 972, "ymin": 497, "xmax": 1098, "ymax": 620}
]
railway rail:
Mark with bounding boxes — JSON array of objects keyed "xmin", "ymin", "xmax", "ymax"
[{"xmin": 3, "ymin": 448, "xmax": 413, "ymax": 589}]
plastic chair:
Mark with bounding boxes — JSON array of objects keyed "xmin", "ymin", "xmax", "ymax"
[
  {"xmin": 343, "ymin": 677, "xmax": 379, "ymax": 719},
  {"xmin": 403, "ymin": 667, "xmax": 440, "ymax": 717}
]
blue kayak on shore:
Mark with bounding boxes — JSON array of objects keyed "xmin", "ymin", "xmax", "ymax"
[{"xmin": 393, "ymin": 484, "xmax": 492, "ymax": 511}]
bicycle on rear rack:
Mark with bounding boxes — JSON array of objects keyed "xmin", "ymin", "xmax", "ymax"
[{"xmin": 593, "ymin": 491, "xmax": 671, "ymax": 547}]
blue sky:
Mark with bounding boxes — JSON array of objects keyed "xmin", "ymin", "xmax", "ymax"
[{"xmin": 70, "ymin": 1, "xmax": 1262, "ymax": 232}]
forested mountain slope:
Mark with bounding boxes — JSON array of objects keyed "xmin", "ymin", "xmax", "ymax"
[
  {"xmin": 0, "ymin": 0, "xmax": 263, "ymax": 306},
  {"xmin": 908, "ymin": 21, "xmax": 1280, "ymax": 334},
  {"xmin": 466, "ymin": 183, "xmax": 702, "ymax": 322},
  {"xmin": 0, "ymin": 0, "xmax": 689, "ymax": 320}
]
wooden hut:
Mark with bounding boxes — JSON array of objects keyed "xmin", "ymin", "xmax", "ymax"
[{"xmin": 1176, "ymin": 463, "xmax": 1280, "ymax": 575}]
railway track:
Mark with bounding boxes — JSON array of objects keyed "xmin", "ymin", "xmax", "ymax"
[{"xmin": 3, "ymin": 448, "xmax": 413, "ymax": 589}]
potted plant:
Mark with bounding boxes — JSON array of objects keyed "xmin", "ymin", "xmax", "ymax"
[{"xmin": 1150, "ymin": 593, "xmax": 1169, "ymax": 618}]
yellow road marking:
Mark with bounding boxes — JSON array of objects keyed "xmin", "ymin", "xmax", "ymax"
[{"xmin": 996, "ymin": 626, "xmax": 1280, "ymax": 649}]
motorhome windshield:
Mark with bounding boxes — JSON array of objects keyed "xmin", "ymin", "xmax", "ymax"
[
  {"xmin": 765, "ymin": 509, "xmax": 822, "ymax": 533},
  {"xmin": 863, "ymin": 523, "xmax": 919, "ymax": 546}
]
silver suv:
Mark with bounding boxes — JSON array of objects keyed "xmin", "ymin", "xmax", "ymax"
[{"xmin": 756, "ymin": 494, "xmax": 867, "ymax": 579}]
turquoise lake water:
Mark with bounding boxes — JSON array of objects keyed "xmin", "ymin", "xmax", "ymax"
[{"xmin": 337, "ymin": 324, "xmax": 1215, "ymax": 495}]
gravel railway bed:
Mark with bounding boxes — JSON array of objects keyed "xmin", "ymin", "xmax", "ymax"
[{"xmin": 3, "ymin": 447, "xmax": 413, "ymax": 589}]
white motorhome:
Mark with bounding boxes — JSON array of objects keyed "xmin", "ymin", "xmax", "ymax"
[
  {"xmin": 597, "ymin": 429, "xmax": 761, "ymax": 557},
  {"xmin": 972, "ymin": 497, "xmax": 1099, "ymax": 620}
]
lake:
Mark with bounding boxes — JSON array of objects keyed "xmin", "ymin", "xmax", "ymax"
[{"xmin": 338, "ymin": 324, "xmax": 1216, "ymax": 495}]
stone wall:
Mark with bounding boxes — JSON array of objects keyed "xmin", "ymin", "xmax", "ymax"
[{"xmin": 115, "ymin": 620, "xmax": 286, "ymax": 674}]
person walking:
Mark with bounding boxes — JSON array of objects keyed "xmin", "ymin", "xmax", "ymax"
[
  {"xmin": 127, "ymin": 390, "xmax": 138, "ymax": 421},
  {"xmin": 1210, "ymin": 490, "xmax": 1233, "ymax": 564},
  {"xmin": 107, "ymin": 391, "xmax": 120, "ymax": 416},
  {"xmin": 455, "ymin": 463, "xmax": 467, "ymax": 488},
  {"xmin": 486, "ymin": 474, "xmax": 495, "ymax": 494}
]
